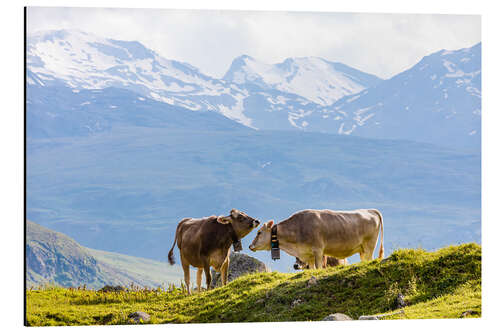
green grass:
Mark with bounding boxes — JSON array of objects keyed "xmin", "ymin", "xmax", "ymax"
[{"xmin": 26, "ymin": 243, "xmax": 481, "ymax": 326}]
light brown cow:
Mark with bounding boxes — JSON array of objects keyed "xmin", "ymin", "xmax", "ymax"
[
  {"xmin": 293, "ymin": 256, "xmax": 348, "ymax": 270},
  {"xmin": 249, "ymin": 209, "xmax": 384, "ymax": 268},
  {"xmin": 168, "ymin": 209, "xmax": 260, "ymax": 294}
]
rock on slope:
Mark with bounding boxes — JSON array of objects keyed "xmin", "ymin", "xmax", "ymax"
[{"xmin": 210, "ymin": 252, "xmax": 269, "ymax": 288}]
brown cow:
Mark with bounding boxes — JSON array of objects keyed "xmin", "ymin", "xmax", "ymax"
[
  {"xmin": 293, "ymin": 256, "xmax": 348, "ymax": 270},
  {"xmin": 249, "ymin": 209, "xmax": 384, "ymax": 269},
  {"xmin": 168, "ymin": 209, "xmax": 260, "ymax": 294}
]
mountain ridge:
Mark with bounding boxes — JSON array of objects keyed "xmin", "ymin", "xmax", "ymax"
[
  {"xmin": 222, "ymin": 54, "xmax": 382, "ymax": 105},
  {"xmin": 27, "ymin": 29, "xmax": 382, "ymax": 130},
  {"xmin": 27, "ymin": 29, "xmax": 481, "ymax": 149},
  {"xmin": 327, "ymin": 42, "xmax": 481, "ymax": 149},
  {"xmin": 26, "ymin": 220, "xmax": 183, "ymax": 289}
]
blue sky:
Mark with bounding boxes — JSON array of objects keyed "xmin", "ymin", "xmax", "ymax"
[{"xmin": 27, "ymin": 7, "xmax": 480, "ymax": 79}]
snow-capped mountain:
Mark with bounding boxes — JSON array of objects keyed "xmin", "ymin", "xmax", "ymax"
[
  {"xmin": 223, "ymin": 55, "xmax": 381, "ymax": 105},
  {"xmin": 325, "ymin": 43, "xmax": 481, "ymax": 149},
  {"xmin": 27, "ymin": 29, "xmax": 481, "ymax": 150},
  {"xmin": 27, "ymin": 30, "xmax": 239, "ymax": 109},
  {"xmin": 27, "ymin": 29, "xmax": 381, "ymax": 130}
]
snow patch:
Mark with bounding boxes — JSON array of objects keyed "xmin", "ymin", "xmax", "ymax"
[
  {"xmin": 261, "ymin": 161, "xmax": 272, "ymax": 168},
  {"xmin": 338, "ymin": 122, "xmax": 356, "ymax": 135},
  {"xmin": 466, "ymin": 86, "xmax": 481, "ymax": 98},
  {"xmin": 443, "ymin": 60, "xmax": 456, "ymax": 73},
  {"xmin": 419, "ymin": 64, "xmax": 429, "ymax": 71},
  {"xmin": 217, "ymin": 94, "xmax": 254, "ymax": 128},
  {"xmin": 445, "ymin": 70, "xmax": 466, "ymax": 78},
  {"xmin": 346, "ymin": 94, "xmax": 361, "ymax": 103}
]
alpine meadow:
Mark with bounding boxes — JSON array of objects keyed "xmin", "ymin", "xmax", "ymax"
[{"xmin": 25, "ymin": 9, "xmax": 481, "ymax": 326}]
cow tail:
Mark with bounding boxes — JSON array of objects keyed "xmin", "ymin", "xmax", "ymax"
[
  {"xmin": 374, "ymin": 209, "xmax": 384, "ymax": 259},
  {"xmin": 167, "ymin": 233, "xmax": 177, "ymax": 265},
  {"xmin": 168, "ymin": 218, "xmax": 189, "ymax": 265}
]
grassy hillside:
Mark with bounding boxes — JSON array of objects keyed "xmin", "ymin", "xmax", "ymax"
[
  {"xmin": 26, "ymin": 221, "xmax": 183, "ymax": 289},
  {"xmin": 26, "ymin": 243, "xmax": 481, "ymax": 326},
  {"xmin": 87, "ymin": 248, "xmax": 183, "ymax": 287}
]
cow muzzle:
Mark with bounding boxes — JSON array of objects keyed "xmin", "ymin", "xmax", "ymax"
[{"xmin": 249, "ymin": 244, "xmax": 256, "ymax": 252}]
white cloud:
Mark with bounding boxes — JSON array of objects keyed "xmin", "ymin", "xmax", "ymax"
[{"xmin": 26, "ymin": 7, "xmax": 480, "ymax": 79}]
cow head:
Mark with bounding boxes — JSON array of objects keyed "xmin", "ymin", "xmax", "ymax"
[
  {"xmin": 217, "ymin": 209, "xmax": 260, "ymax": 239},
  {"xmin": 249, "ymin": 220, "xmax": 274, "ymax": 252}
]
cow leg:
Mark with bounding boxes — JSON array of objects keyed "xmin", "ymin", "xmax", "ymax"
[
  {"xmin": 360, "ymin": 236, "xmax": 378, "ymax": 262},
  {"xmin": 220, "ymin": 257, "xmax": 230, "ymax": 286},
  {"xmin": 360, "ymin": 251, "xmax": 371, "ymax": 262},
  {"xmin": 306, "ymin": 250, "xmax": 323, "ymax": 269},
  {"xmin": 359, "ymin": 245, "xmax": 374, "ymax": 262},
  {"xmin": 304, "ymin": 257, "xmax": 316, "ymax": 269},
  {"xmin": 180, "ymin": 254, "xmax": 191, "ymax": 295},
  {"xmin": 196, "ymin": 268, "xmax": 203, "ymax": 292},
  {"xmin": 313, "ymin": 251, "xmax": 323, "ymax": 269},
  {"xmin": 203, "ymin": 261, "xmax": 212, "ymax": 290}
]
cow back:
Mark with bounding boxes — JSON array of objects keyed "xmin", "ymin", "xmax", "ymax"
[{"xmin": 177, "ymin": 216, "xmax": 236, "ymax": 268}]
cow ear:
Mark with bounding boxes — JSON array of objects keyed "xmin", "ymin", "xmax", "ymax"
[
  {"xmin": 217, "ymin": 216, "xmax": 231, "ymax": 224},
  {"xmin": 266, "ymin": 220, "xmax": 274, "ymax": 229},
  {"xmin": 230, "ymin": 209, "xmax": 239, "ymax": 219}
]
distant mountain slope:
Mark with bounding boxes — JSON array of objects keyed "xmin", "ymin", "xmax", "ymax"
[
  {"xmin": 223, "ymin": 55, "xmax": 382, "ymax": 105},
  {"xmin": 26, "ymin": 83, "xmax": 249, "ymax": 139},
  {"xmin": 327, "ymin": 43, "xmax": 481, "ymax": 149},
  {"xmin": 27, "ymin": 127, "xmax": 480, "ymax": 271},
  {"xmin": 26, "ymin": 220, "xmax": 182, "ymax": 288},
  {"xmin": 86, "ymin": 248, "xmax": 183, "ymax": 288}
]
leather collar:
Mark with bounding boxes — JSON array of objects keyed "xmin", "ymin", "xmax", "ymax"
[{"xmin": 271, "ymin": 224, "xmax": 280, "ymax": 260}]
